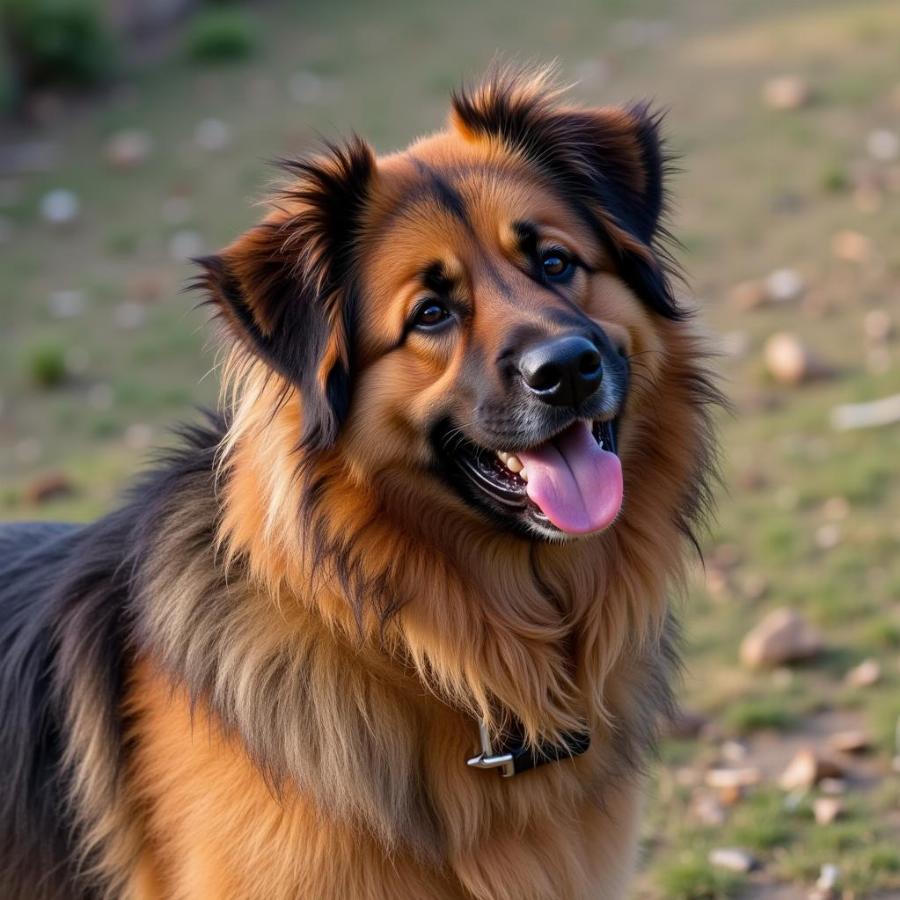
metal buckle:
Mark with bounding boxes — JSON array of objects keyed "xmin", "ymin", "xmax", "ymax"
[{"xmin": 467, "ymin": 720, "xmax": 516, "ymax": 778}]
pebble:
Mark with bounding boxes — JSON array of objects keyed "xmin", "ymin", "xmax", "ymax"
[
  {"xmin": 817, "ymin": 863, "xmax": 840, "ymax": 892},
  {"xmin": 779, "ymin": 748, "xmax": 843, "ymax": 791},
  {"xmin": 763, "ymin": 75, "xmax": 811, "ymax": 110},
  {"xmin": 814, "ymin": 523, "xmax": 842, "ymax": 551},
  {"xmin": 827, "ymin": 729, "xmax": 870, "ymax": 754},
  {"xmin": 40, "ymin": 189, "xmax": 80, "ymax": 227},
  {"xmin": 114, "ymin": 301, "xmax": 146, "ymax": 330},
  {"xmin": 813, "ymin": 797, "xmax": 843, "ymax": 825},
  {"xmin": 705, "ymin": 766, "xmax": 762, "ymax": 789},
  {"xmin": 708, "ymin": 847, "xmax": 757, "ymax": 873},
  {"xmin": 729, "ymin": 279, "xmax": 767, "ymax": 310},
  {"xmin": 194, "ymin": 118, "xmax": 231, "ymax": 153},
  {"xmin": 169, "ymin": 229, "xmax": 204, "ymax": 261},
  {"xmin": 821, "ymin": 496, "xmax": 850, "ymax": 521},
  {"xmin": 764, "ymin": 332, "xmax": 829, "ymax": 385},
  {"xmin": 692, "ymin": 794, "xmax": 726, "ymax": 826},
  {"xmin": 830, "ymin": 229, "xmax": 872, "ymax": 264},
  {"xmin": 105, "ymin": 129, "xmax": 152, "ymax": 170},
  {"xmin": 765, "ymin": 267, "xmax": 806, "ymax": 303},
  {"xmin": 48, "ymin": 290, "xmax": 86, "ymax": 319},
  {"xmin": 24, "ymin": 472, "xmax": 74, "ymax": 505},
  {"xmin": 741, "ymin": 608, "xmax": 824, "ymax": 668},
  {"xmin": 845, "ymin": 658, "xmax": 881, "ymax": 688},
  {"xmin": 867, "ymin": 128, "xmax": 899, "ymax": 162},
  {"xmin": 124, "ymin": 423, "xmax": 154, "ymax": 451}
]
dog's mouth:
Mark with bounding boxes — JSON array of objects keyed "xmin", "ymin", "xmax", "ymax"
[{"xmin": 434, "ymin": 418, "xmax": 623, "ymax": 540}]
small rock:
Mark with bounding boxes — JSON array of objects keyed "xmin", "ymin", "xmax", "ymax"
[
  {"xmin": 816, "ymin": 863, "xmax": 840, "ymax": 892},
  {"xmin": 720, "ymin": 740, "xmax": 748, "ymax": 765},
  {"xmin": 867, "ymin": 128, "xmax": 899, "ymax": 162},
  {"xmin": 24, "ymin": 472, "xmax": 74, "ymax": 505},
  {"xmin": 819, "ymin": 778, "xmax": 846, "ymax": 796},
  {"xmin": 813, "ymin": 797, "xmax": 843, "ymax": 825},
  {"xmin": 705, "ymin": 767, "xmax": 762, "ymax": 789},
  {"xmin": 729, "ymin": 279, "xmax": 768, "ymax": 310},
  {"xmin": 692, "ymin": 794, "xmax": 726, "ymax": 826},
  {"xmin": 765, "ymin": 267, "xmax": 806, "ymax": 303},
  {"xmin": 830, "ymin": 229, "xmax": 872, "ymax": 264},
  {"xmin": 114, "ymin": 301, "xmax": 146, "ymax": 330},
  {"xmin": 40, "ymin": 189, "xmax": 80, "ymax": 227},
  {"xmin": 779, "ymin": 748, "xmax": 843, "ymax": 791},
  {"xmin": 821, "ymin": 496, "xmax": 850, "ymax": 521},
  {"xmin": 814, "ymin": 523, "xmax": 842, "ymax": 551},
  {"xmin": 763, "ymin": 75, "xmax": 811, "ymax": 110},
  {"xmin": 738, "ymin": 572, "xmax": 769, "ymax": 602},
  {"xmin": 105, "ymin": 130, "xmax": 152, "ymax": 170},
  {"xmin": 864, "ymin": 309, "xmax": 894, "ymax": 343},
  {"xmin": 764, "ymin": 332, "xmax": 831, "ymax": 385},
  {"xmin": 828, "ymin": 729, "xmax": 870, "ymax": 754},
  {"xmin": 48, "ymin": 289, "xmax": 85, "ymax": 319},
  {"xmin": 169, "ymin": 229, "xmax": 204, "ymax": 262},
  {"xmin": 194, "ymin": 118, "xmax": 231, "ymax": 153},
  {"xmin": 708, "ymin": 847, "xmax": 757, "ymax": 873},
  {"xmin": 129, "ymin": 271, "xmax": 166, "ymax": 303},
  {"xmin": 741, "ymin": 608, "xmax": 824, "ymax": 668},
  {"xmin": 845, "ymin": 658, "xmax": 881, "ymax": 688},
  {"xmin": 124, "ymin": 423, "xmax": 154, "ymax": 450}
]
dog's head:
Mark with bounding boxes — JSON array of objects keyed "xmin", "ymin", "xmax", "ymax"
[{"xmin": 200, "ymin": 69, "xmax": 686, "ymax": 543}]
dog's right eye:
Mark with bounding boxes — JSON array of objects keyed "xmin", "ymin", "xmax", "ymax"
[{"xmin": 412, "ymin": 301, "xmax": 452, "ymax": 331}]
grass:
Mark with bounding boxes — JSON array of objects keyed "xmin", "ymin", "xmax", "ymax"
[{"xmin": 2, "ymin": 0, "xmax": 899, "ymax": 896}]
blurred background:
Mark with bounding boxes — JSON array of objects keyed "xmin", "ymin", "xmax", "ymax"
[{"xmin": 1, "ymin": 1, "xmax": 899, "ymax": 896}]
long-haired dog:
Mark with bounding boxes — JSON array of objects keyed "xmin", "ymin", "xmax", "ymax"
[{"xmin": 0, "ymin": 68, "xmax": 719, "ymax": 899}]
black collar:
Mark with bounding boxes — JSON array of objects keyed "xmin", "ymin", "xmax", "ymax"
[{"xmin": 467, "ymin": 719, "xmax": 591, "ymax": 777}]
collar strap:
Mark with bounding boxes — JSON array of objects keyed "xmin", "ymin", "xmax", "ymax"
[{"xmin": 467, "ymin": 719, "xmax": 591, "ymax": 778}]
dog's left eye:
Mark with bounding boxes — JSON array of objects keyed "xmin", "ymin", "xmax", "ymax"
[
  {"xmin": 540, "ymin": 249, "xmax": 575, "ymax": 283},
  {"xmin": 412, "ymin": 301, "xmax": 452, "ymax": 330}
]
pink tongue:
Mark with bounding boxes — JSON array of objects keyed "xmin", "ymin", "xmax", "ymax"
[{"xmin": 517, "ymin": 421, "xmax": 623, "ymax": 535}]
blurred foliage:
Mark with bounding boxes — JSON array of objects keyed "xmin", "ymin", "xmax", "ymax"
[
  {"xmin": 185, "ymin": 7, "xmax": 258, "ymax": 64},
  {"xmin": 26, "ymin": 342, "xmax": 68, "ymax": 389},
  {"xmin": 1, "ymin": 0, "xmax": 115, "ymax": 93}
]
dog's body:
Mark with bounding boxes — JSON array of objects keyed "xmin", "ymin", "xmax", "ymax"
[{"xmin": 0, "ymin": 70, "xmax": 718, "ymax": 899}]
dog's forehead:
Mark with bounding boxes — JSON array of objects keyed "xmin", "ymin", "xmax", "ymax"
[{"xmin": 362, "ymin": 133, "xmax": 595, "ymax": 280}]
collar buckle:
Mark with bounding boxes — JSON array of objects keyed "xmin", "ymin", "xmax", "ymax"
[{"xmin": 466, "ymin": 720, "xmax": 516, "ymax": 777}]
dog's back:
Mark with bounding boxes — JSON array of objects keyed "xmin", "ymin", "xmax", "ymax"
[{"xmin": 0, "ymin": 523, "xmax": 87, "ymax": 898}]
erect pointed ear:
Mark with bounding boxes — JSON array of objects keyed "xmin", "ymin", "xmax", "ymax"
[
  {"xmin": 195, "ymin": 137, "xmax": 376, "ymax": 451},
  {"xmin": 451, "ymin": 68, "xmax": 680, "ymax": 319}
]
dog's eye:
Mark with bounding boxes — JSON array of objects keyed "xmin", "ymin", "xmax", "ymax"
[
  {"xmin": 540, "ymin": 249, "xmax": 575, "ymax": 282},
  {"xmin": 413, "ymin": 301, "xmax": 452, "ymax": 330}
]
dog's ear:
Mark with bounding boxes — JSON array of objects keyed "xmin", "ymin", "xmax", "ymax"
[
  {"xmin": 196, "ymin": 138, "xmax": 375, "ymax": 450},
  {"xmin": 451, "ymin": 69, "xmax": 679, "ymax": 318}
]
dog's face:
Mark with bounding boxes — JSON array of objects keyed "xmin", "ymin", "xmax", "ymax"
[{"xmin": 201, "ymin": 71, "xmax": 679, "ymax": 542}]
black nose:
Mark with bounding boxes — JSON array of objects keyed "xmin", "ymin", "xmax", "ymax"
[{"xmin": 519, "ymin": 335, "xmax": 603, "ymax": 407}]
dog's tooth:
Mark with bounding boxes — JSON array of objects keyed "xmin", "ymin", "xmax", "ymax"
[
  {"xmin": 506, "ymin": 455, "xmax": 523, "ymax": 474},
  {"xmin": 497, "ymin": 450, "xmax": 508, "ymax": 463},
  {"xmin": 521, "ymin": 467, "xmax": 528, "ymax": 482}
]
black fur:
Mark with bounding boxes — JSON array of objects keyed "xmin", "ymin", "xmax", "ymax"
[
  {"xmin": 451, "ymin": 71, "xmax": 682, "ymax": 319},
  {"xmin": 0, "ymin": 418, "xmax": 226, "ymax": 900},
  {"xmin": 194, "ymin": 138, "xmax": 375, "ymax": 451}
]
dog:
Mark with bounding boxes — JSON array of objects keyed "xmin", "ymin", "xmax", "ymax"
[{"xmin": 0, "ymin": 67, "xmax": 719, "ymax": 899}]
